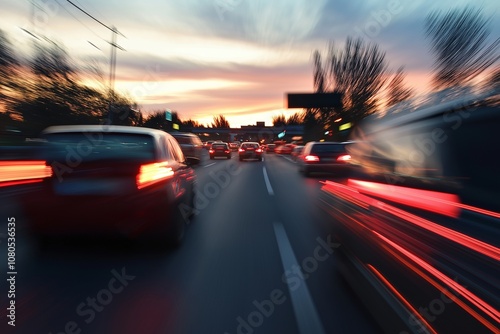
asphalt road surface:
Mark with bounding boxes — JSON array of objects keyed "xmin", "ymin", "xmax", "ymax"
[{"xmin": 0, "ymin": 150, "xmax": 382, "ymax": 334}]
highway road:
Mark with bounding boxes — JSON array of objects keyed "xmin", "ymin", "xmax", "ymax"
[{"xmin": 0, "ymin": 150, "xmax": 382, "ymax": 334}]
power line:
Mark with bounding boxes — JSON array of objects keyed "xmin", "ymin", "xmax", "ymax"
[{"xmin": 65, "ymin": 0, "xmax": 126, "ymax": 37}]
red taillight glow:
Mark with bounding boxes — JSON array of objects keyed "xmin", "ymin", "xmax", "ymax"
[
  {"xmin": 337, "ymin": 154, "xmax": 351, "ymax": 161},
  {"xmin": 305, "ymin": 155, "xmax": 320, "ymax": 162},
  {"xmin": 209, "ymin": 149, "xmax": 214, "ymax": 154},
  {"xmin": 225, "ymin": 150, "xmax": 230, "ymax": 154},
  {"xmin": 136, "ymin": 161, "xmax": 174, "ymax": 189},
  {"xmin": 256, "ymin": 148, "xmax": 262, "ymax": 153},
  {"xmin": 238, "ymin": 148, "xmax": 245, "ymax": 152},
  {"xmin": 0, "ymin": 160, "xmax": 52, "ymax": 185},
  {"xmin": 367, "ymin": 264, "xmax": 438, "ymax": 334}
]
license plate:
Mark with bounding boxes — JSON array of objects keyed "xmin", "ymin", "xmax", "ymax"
[{"xmin": 53, "ymin": 179, "xmax": 129, "ymax": 195}]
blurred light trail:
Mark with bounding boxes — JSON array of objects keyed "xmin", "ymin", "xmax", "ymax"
[
  {"xmin": 375, "ymin": 232, "xmax": 500, "ymax": 330},
  {"xmin": 321, "ymin": 181, "xmax": 500, "ymax": 261},
  {"xmin": 0, "ymin": 161, "xmax": 52, "ymax": 186},
  {"xmin": 367, "ymin": 264, "xmax": 437, "ymax": 334}
]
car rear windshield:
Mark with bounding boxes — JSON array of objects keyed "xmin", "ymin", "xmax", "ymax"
[
  {"xmin": 173, "ymin": 136, "xmax": 192, "ymax": 145},
  {"xmin": 42, "ymin": 132, "xmax": 156, "ymax": 162},
  {"xmin": 212, "ymin": 144, "xmax": 227, "ymax": 149},
  {"xmin": 310, "ymin": 144, "xmax": 345, "ymax": 154},
  {"xmin": 242, "ymin": 143, "xmax": 259, "ymax": 149}
]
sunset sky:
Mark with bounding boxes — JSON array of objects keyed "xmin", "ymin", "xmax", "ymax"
[{"xmin": 2, "ymin": 0, "xmax": 499, "ymax": 127}]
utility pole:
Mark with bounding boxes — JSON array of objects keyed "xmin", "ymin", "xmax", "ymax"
[{"xmin": 107, "ymin": 26, "xmax": 117, "ymax": 124}]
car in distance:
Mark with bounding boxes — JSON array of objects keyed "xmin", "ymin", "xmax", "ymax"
[
  {"xmin": 265, "ymin": 143, "xmax": 276, "ymax": 153},
  {"xmin": 238, "ymin": 142, "xmax": 262, "ymax": 161},
  {"xmin": 291, "ymin": 145, "xmax": 304, "ymax": 161},
  {"xmin": 275, "ymin": 143, "xmax": 294, "ymax": 154},
  {"xmin": 209, "ymin": 142, "xmax": 231, "ymax": 159},
  {"xmin": 203, "ymin": 140, "xmax": 215, "ymax": 149},
  {"xmin": 229, "ymin": 142, "xmax": 240, "ymax": 151},
  {"xmin": 170, "ymin": 132, "xmax": 203, "ymax": 163},
  {"xmin": 23, "ymin": 125, "xmax": 198, "ymax": 248},
  {"xmin": 297, "ymin": 142, "xmax": 351, "ymax": 176}
]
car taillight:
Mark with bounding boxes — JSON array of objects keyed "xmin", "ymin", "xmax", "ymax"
[
  {"xmin": 0, "ymin": 160, "xmax": 52, "ymax": 186},
  {"xmin": 209, "ymin": 149, "xmax": 215, "ymax": 153},
  {"xmin": 238, "ymin": 148, "xmax": 245, "ymax": 152},
  {"xmin": 136, "ymin": 161, "xmax": 174, "ymax": 189},
  {"xmin": 337, "ymin": 154, "xmax": 351, "ymax": 161},
  {"xmin": 225, "ymin": 150, "xmax": 230, "ymax": 153},
  {"xmin": 256, "ymin": 148, "xmax": 262, "ymax": 153},
  {"xmin": 305, "ymin": 155, "xmax": 320, "ymax": 162}
]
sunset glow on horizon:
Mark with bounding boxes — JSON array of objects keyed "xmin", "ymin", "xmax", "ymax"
[{"xmin": 2, "ymin": 0, "xmax": 499, "ymax": 128}]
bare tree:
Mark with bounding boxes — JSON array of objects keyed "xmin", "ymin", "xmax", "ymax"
[
  {"xmin": 313, "ymin": 50, "xmax": 325, "ymax": 93},
  {"xmin": 143, "ymin": 110, "xmax": 168, "ymax": 130},
  {"xmin": 286, "ymin": 112, "xmax": 303, "ymax": 125},
  {"xmin": 272, "ymin": 114, "xmax": 286, "ymax": 126},
  {"xmin": 31, "ymin": 41, "xmax": 74, "ymax": 81},
  {"xmin": 385, "ymin": 66, "xmax": 414, "ymax": 108},
  {"xmin": 212, "ymin": 114, "xmax": 230, "ymax": 128},
  {"xmin": 425, "ymin": 6, "xmax": 500, "ymax": 89},
  {"xmin": 329, "ymin": 37, "xmax": 388, "ymax": 123},
  {"xmin": 0, "ymin": 30, "xmax": 19, "ymax": 105}
]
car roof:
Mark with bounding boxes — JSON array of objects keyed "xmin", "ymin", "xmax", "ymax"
[
  {"xmin": 170, "ymin": 132, "xmax": 197, "ymax": 137},
  {"xmin": 308, "ymin": 141, "xmax": 345, "ymax": 145},
  {"xmin": 241, "ymin": 142, "xmax": 259, "ymax": 145},
  {"xmin": 42, "ymin": 125, "xmax": 167, "ymax": 138}
]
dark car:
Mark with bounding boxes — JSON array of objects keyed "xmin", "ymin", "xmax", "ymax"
[
  {"xmin": 209, "ymin": 142, "xmax": 231, "ymax": 159},
  {"xmin": 319, "ymin": 91, "xmax": 500, "ymax": 334},
  {"xmin": 238, "ymin": 142, "xmax": 262, "ymax": 161},
  {"xmin": 297, "ymin": 142, "xmax": 351, "ymax": 176},
  {"xmin": 170, "ymin": 132, "xmax": 203, "ymax": 163},
  {"xmin": 229, "ymin": 142, "xmax": 240, "ymax": 151},
  {"xmin": 23, "ymin": 125, "xmax": 198, "ymax": 248},
  {"xmin": 265, "ymin": 143, "xmax": 276, "ymax": 153}
]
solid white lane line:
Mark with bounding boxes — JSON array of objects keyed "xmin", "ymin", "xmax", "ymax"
[
  {"xmin": 272, "ymin": 222, "xmax": 326, "ymax": 334},
  {"xmin": 262, "ymin": 166, "xmax": 274, "ymax": 196},
  {"xmin": 203, "ymin": 163, "xmax": 216, "ymax": 168}
]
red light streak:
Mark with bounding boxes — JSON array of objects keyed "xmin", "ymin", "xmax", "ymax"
[
  {"xmin": 136, "ymin": 161, "xmax": 174, "ymax": 189},
  {"xmin": 367, "ymin": 264, "xmax": 437, "ymax": 334},
  {"xmin": 347, "ymin": 179, "xmax": 460, "ymax": 218},
  {"xmin": 0, "ymin": 161, "xmax": 52, "ymax": 184},
  {"xmin": 321, "ymin": 180, "xmax": 500, "ymax": 261},
  {"xmin": 374, "ymin": 232, "xmax": 500, "ymax": 328}
]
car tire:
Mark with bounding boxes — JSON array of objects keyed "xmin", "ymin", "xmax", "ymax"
[
  {"xmin": 165, "ymin": 207, "xmax": 185, "ymax": 249},
  {"xmin": 258, "ymin": 157, "xmax": 262, "ymax": 161},
  {"xmin": 210, "ymin": 156, "xmax": 214, "ymax": 160},
  {"xmin": 239, "ymin": 157, "xmax": 243, "ymax": 161}
]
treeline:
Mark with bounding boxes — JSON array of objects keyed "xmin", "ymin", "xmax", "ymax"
[
  {"xmin": 1, "ymin": 6, "xmax": 498, "ymax": 144},
  {"xmin": 0, "ymin": 31, "xmax": 205, "ymax": 142},
  {"xmin": 272, "ymin": 6, "xmax": 499, "ymax": 142}
]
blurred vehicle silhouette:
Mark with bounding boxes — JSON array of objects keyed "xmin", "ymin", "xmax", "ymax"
[
  {"xmin": 23, "ymin": 125, "xmax": 198, "ymax": 248},
  {"xmin": 297, "ymin": 142, "xmax": 351, "ymax": 176},
  {"xmin": 275, "ymin": 143, "xmax": 294, "ymax": 154},
  {"xmin": 229, "ymin": 142, "xmax": 240, "ymax": 151},
  {"xmin": 320, "ymin": 91, "xmax": 500, "ymax": 333},
  {"xmin": 170, "ymin": 132, "xmax": 203, "ymax": 163},
  {"xmin": 203, "ymin": 140, "xmax": 214, "ymax": 149},
  {"xmin": 238, "ymin": 142, "xmax": 262, "ymax": 161},
  {"xmin": 209, "ymin": 142, "xmax": 231, "ymax": 159},
  {"xmin": 291, "ymin": 145, "xmax": 304, "ymax": 161},
  {"xmin": 265, "ymin": 143, "xmax": 276, "ymax": 153}
]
